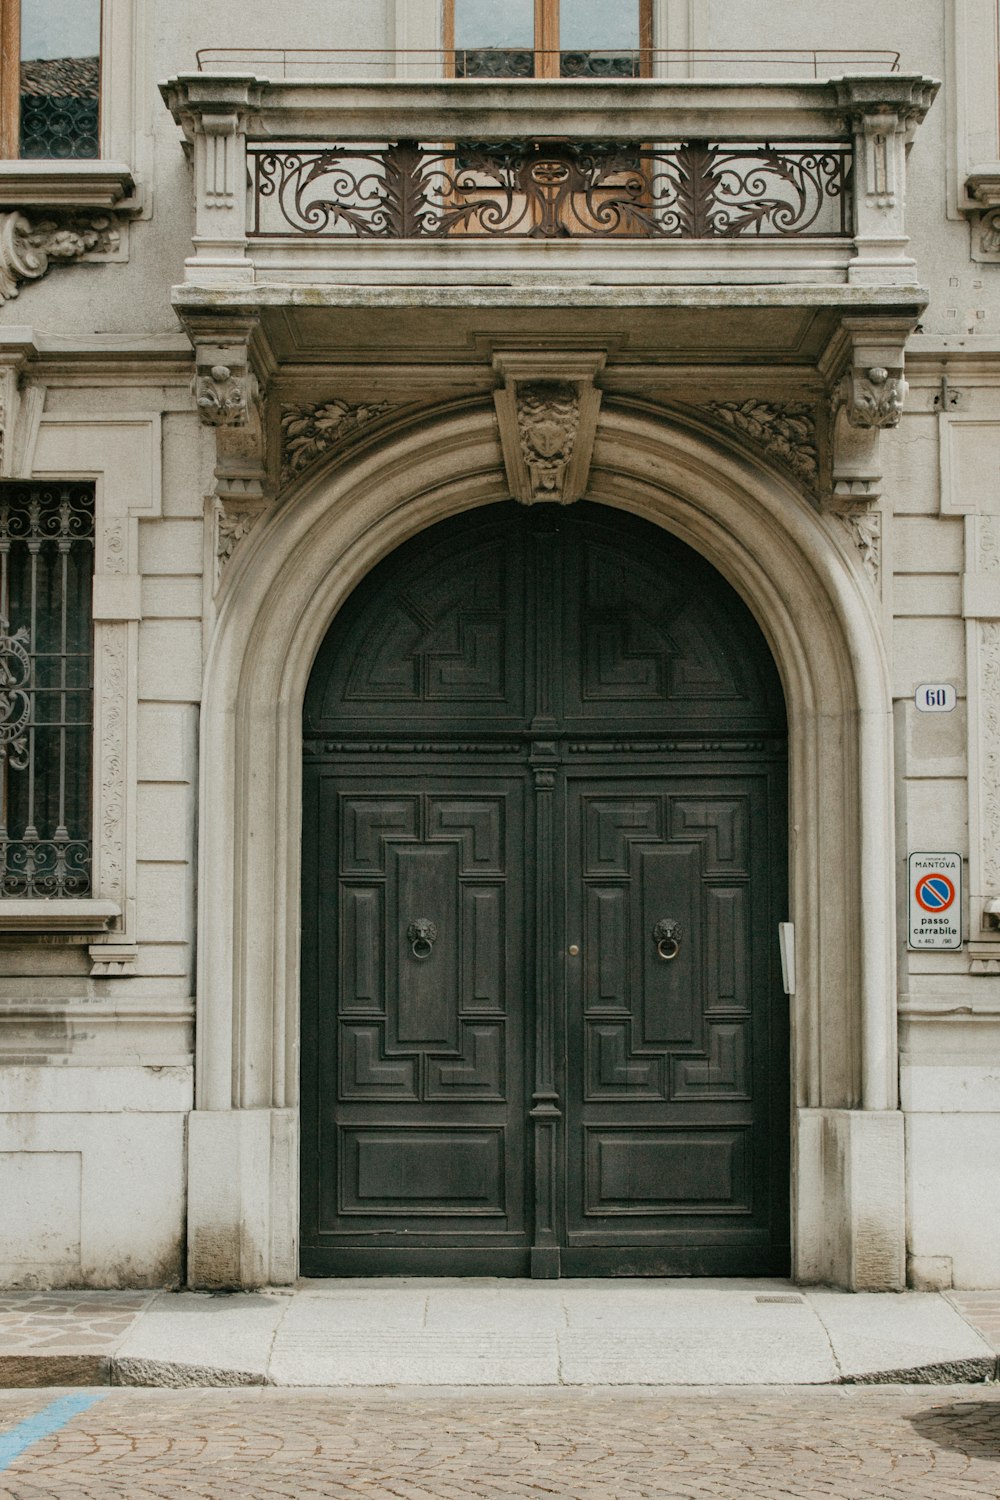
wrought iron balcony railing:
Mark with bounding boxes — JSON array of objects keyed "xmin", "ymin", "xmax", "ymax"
[
  {"xmin": 248, "ymin": 139, "xmax": 853, "ymax": 241},
  {"xmin": 161, "ymin": 74, "xmax": 939, "ymax": 291}
]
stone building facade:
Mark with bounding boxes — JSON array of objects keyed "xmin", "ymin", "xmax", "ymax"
[{"xmin": 0, "ymin": 0, "xmax": 999, "ymax": 1292}]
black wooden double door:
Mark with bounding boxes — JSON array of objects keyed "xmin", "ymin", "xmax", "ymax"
[{"xmin": 301, "ymin": 504, "xmax": 789, "ymax": 1277}]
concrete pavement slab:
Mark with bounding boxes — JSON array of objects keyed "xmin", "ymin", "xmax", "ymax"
[
  {"xmin": 113, "ymin": 1292, "xmax": 287, "ymax": 1387},
  {"xmin": 806, "ymin": 1291, "xmax": 996, "ymax": 1381},
  {"xmin": 280, "ymin": 1287, "xmax": 428, "ymax": 1330},
  {"xmin": 560, "ymin": 1285, "xmax": 814, "ymax": 1330},
  {"xmin": 557, "ymin": 1328, "xmax": 838, "ymax": 1385},
  {"xmin": 424, "ymin": 1287, "xmax": 568, "ymax": 1330},
  {"xmin": 268, "ymin": 1329, "xmax": 562, "ymax": 1385}
]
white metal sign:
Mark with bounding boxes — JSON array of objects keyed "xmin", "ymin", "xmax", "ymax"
[
  {"xmin": 908, "ymin": 852, "xmax": 962, "ymax": 950},
  {"xmin": 915, "ymin": 683, "xmax": 957, "ymax": 712}
]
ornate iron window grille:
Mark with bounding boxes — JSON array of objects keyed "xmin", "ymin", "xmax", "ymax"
[
  {"xmin": 0, "ymin": 483, "xmax": 95, "ymax": 898},
  {"xmin": 249, "ymin": 138, "xmax": 853, "ymax": 241}
]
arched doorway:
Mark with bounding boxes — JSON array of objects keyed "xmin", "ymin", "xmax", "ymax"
[{"xmin": 300, "ymin": 501, "xmax": 789, "ymax": 1277}]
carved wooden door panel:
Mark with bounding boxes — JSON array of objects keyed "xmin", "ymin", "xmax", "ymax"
[
  {"xmin": 300, "ymin": 501, "xmax": 789, "ymax": 1277},
  {"xmin": 301, "ymin": 769, "xmax": 528, "ymax": 1275},
  {"xmin": 561, "ymin": 767, "xmax": 788, "ymax": 1275}
]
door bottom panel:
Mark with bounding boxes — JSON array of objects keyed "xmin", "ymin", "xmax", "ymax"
[{"xmin": 300, "ymin": 1247, "xmax": 533, "ymax": 1278}]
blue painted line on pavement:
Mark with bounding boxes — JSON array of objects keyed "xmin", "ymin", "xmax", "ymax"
[{"xmin": 0, "ymin": 1392, "xmax": 106, "ymax": 1472}]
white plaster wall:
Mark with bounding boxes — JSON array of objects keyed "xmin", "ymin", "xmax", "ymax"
[{"xmin": 0, "ymin": 1068, "xmax": 190, "ymax": 1287}]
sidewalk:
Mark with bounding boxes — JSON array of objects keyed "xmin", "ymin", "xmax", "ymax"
[{"xmin": 2, "ymin": 1281, "xmax": 998, "ymax": 1389}]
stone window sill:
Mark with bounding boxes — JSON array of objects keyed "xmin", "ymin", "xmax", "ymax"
[
  {"xmin": 0, "ymin": 899, "xmax": 121, "ymax": 935},
  {"xmin": 0, "ymin": 161, "xmax": 136, "ymax": 211}
]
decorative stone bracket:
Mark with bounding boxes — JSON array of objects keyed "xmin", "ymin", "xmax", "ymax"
[
  {"xmin": 493, "ymin": 351, "xmax": 605, "ymax": 505},
  {"xmin": 0, "ymin": 332, "xmax": 44, "ymax": 479},
  {"xmin": 0, "ymin": 210, "xmax": 121, "ymax": 302},
  {"xmin": 185, "ymin": 312, "xmax": 271, "ymax": 576},
  {"xmin": 819, "ymin": 316, "xmax": 915, "ymax": 509},
  {"xmin": 965, "ymin": 167, "xmax": 1000, "ymax": 263}
]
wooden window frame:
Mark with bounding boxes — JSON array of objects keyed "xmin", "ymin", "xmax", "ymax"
[
  {"xmin": 445, "ymin": 0, "xmax": 653, "ymax": 79},
  {"xmin": 0, "ymin": 0, "xmax": 19, "ymax": 156}
]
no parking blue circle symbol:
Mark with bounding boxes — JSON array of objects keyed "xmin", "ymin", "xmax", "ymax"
[{"xmin": 915, "ymin": 873, "xmax": 956, "ymax": 912}]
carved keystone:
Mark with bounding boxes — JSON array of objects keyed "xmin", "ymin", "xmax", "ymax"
[{"xmin": 493, "ymin": 351, "xmax": 605, "ymax": 506}]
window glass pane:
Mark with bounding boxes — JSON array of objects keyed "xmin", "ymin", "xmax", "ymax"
[
  {"xmin": 20, "ymin": 0, "xmax": 101, "ymax": 160},
  {"xmin": 453, "ymin": 0, "xmax": 534, "ymax": 48},
  {"xmin": 453, "ymin": 0, "xmax": 535, "ymax": 77},
  {"xmin": 559, "ymin": 0, "xmax": 639, "ymax": 49},
  {"xmin": 559, "ymin": 0, "xmax": 641, "ymax": 76}
]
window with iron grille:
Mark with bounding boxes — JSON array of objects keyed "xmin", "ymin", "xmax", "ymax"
[{"xmin": 0, "ymin": 482, "xmax": 94, "ymax": 898}]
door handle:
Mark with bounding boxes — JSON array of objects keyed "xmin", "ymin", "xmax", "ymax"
[
  {"xmin": 653, "ymin": 919, "xmax": 682, "ymax": 961},
  {"xmin": 406, "ymin": 918, "xmax": 438, "ymax": 960}
]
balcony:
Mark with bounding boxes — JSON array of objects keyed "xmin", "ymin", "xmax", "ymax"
[{"xmin": 162, "ymin": 71, "xmax": 937, "ymax": 297}]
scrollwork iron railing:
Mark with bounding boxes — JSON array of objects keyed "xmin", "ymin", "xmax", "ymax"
[
  {"xmin": 249, "ymin": 138, "xmax": 853, "ymax": 240},
  {"xmin": 0, "ymin": 483, "xmax": 95, "ymax": 898}
]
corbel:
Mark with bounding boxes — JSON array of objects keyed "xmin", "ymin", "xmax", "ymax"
[
  {"xmin": 493, "ymin": 351, "xmax": 605, "ymax": 506},
  {"xmin": 0, "ymin": 327, "xmax": 42, "ymax": 478},
  {"xmin": 183, "ymin": 310, "xmax": 273, "ymax": 573},
  {"xmin": 819, "ymin": 316, "xmax": 916, "ymax": 510},
  {"xmin": 964, "ymin": 167, "xmax": 1000, "ymax": 263}
]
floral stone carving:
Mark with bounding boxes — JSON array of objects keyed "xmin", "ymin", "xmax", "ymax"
[
  {"xmin": 837, "ymin": 509, "xmax": 881, "ymax": 587},
  {"xmin": 703, "ymin": 401, "xmax": 818, "ymax": 491},
  {"xmin": 831, "ymin": 366, "xmax": 906, "ymax": 429},
  {"xmin": 281, "ymin": 399, "xmax": 398, "ymax": 484},
  {"xmin": 0, "ymin": 211, "xmax": 119, "ymax": 301},
  {"xmin": 194, "ymin": 363, "xmax": 255, "ymax": 427}
]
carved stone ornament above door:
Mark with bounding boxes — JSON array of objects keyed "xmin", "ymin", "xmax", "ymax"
[{"xmin": 493, "ymin": 351, "xmax": 605, "ymax": 505}]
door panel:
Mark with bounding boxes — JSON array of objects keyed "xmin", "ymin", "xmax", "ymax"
[
  {"xmin": 301, "ymin": 770, "xmax": 529, "ymax": 1275},
  {"xmin": 563, "ymin": 770, "xmax": 786, "ymax": 1275}
]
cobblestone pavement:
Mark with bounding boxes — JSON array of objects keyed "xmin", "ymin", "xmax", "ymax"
[{"xmin": 1, "ymin": 1385, "xmax": 1000, "ymax": 1499}]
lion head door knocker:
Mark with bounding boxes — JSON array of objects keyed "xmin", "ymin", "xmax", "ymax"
[
  {"xmin": 653, "ymin": 919, "xmax": 682, "ymax": 961},
  {"xmin": 406, "ymin": 918, "xmax": 438, "ymax": 960}
]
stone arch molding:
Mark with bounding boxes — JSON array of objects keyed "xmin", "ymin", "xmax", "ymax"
[{"xmin": 188, "ymin": 400, "xmax": 903, "ymax": 1293}]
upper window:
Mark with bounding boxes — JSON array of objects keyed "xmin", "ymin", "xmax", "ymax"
[
  {"xmin": 447, "ymin": 0, "xmax": 651, "ymax": 79},
  {"xmin": 1, "ymin": 0, "xmax": 101, "ymax": 159}
]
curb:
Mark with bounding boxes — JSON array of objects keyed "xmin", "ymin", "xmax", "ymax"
[
  {"xmin": 0, "ymin": 1356, "xmax": 267, "ymax": 1389},
  {"xmin": 838, "ymin": 1355, "xmax": 999, "ymax": 1385},
  {"xmin": 2, "ymin": 1354, "xmax": 997, "ymax": 1389}
]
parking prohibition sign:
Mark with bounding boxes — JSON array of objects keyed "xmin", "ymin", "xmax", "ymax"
[
  {"xmin": 915, "ymin": 873, "xmax": 955, "ymax": 912},
  {"xmin": 908, "ymin": 852, "xmax": 962, "ymax": 949}
]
